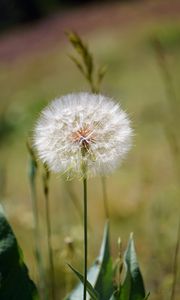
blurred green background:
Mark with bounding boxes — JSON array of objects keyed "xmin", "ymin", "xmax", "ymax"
[{"xmin": 0, "ymin": 0, "xmax": 180, "ymax": 299}]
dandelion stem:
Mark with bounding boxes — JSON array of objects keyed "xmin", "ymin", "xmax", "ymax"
[
  {"xmin": 43, "ymin": 167, "xmax": 56, "ymax": 300},
  {"xmin": 83, "ymin": 177, "xmax": 88, "ymax": 300}
]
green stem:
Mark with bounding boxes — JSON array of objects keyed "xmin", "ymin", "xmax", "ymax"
[
  {"xmin": 83, "ymin": 177, "xmax": 88, "ymax": 300},
  {"xmin": 29, "ymin": 160, "xmax": 47, "ymax": 300},
  {"xmin": 43, "ymin": 172, "xmax": 56, "ymax": 300}
]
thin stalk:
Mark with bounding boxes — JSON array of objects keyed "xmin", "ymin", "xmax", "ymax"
[
  {"xmin": 30, "ymin": 161, "xmax": 47, "ymax": 300},
  {"xmin": 30, "ymin": 177, "xmax": 47, "ymax": 299},
  {"xmin": 83, "ymin": 177, "xmax": 88, "ymax": 300},
  {"xmin": 153, "ymin": 38, "xmax": 180, "ymax": 181},
  {"xmin": 170, "ymin": 218, "xmax": 180, "ymax": 300},
  {"xmin": 101, "ymin": 177, "xmax": 109, "ymax": 219},
  {"xmin": 153, "ymin": 38, "xmax": 180, "ymax": 300},
  {"xmin": 27, "ymin": 143, "xmax": 47, "ymax": 300},
  {"xmin": 43, "ymin": 167, "xmax": 56, "ymax": 300}
]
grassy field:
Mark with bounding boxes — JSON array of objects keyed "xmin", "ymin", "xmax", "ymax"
[{"xmin": 0, "ymin": 8, "xmax": 180, "ymax": 300}]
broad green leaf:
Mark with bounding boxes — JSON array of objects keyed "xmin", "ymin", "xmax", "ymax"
[
  {"xmin": 0, "ymin": 205, "xmax": 39, "ymax": 300},
  {"xmin": 68, "ymin": 264, "xmax": 99, "ymax": 300},
  {"xmin": 124, "ymin": 233, "xmax": 145, "ymax": 300},
  {"xmin": 65, "ymin": 221, "xmax": 113, "ymax": 300}
]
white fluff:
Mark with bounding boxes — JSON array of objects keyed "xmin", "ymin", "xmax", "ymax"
[{"xmin": 34, "ymin": 92, "xmax": 132, "ymax": 178}]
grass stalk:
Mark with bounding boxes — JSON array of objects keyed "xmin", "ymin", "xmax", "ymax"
[
  {"xmin": 153, "ymin": 37, "xmax": 180, "ymax": 300},
  {"xmin": 153, "ymin": 38, "xmax": 180, "ymax": 180},
  {"xmin": 83, "ymin": 177, "xmax": 88, "ymax": 300},
  {"xmin": 27, "ymin": 142, "xmax": 47, "ymax": 300},
  {"xmin": 43, "ymin": 166, "xmax": 56, "ymax": 300}
]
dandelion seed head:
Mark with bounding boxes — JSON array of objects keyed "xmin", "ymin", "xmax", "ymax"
[{"xmin": 34, "ymin": 92, "xmax": 132, "ymax": 178}]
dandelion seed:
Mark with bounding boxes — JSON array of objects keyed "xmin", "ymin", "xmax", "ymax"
[{"xmin": 34, "ymin": 92, "xmax": 132, "ymax": 178}]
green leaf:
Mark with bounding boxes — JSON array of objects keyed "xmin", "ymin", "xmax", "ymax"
[
  {"xmin": 68, "ymin": 264, "xmax": 99, "ymax": 300},
  {"xmin": 0, "ymin": 205, "xmax": 39, "ymax": 300},
  {"xmin": 110, "ymin": 261, "xmax": 131, "ymax": 300},
  {"xmin": 94, "ymin": 222, "xmax": 113, "ymax": 300},
  {"xmin": 113, "ymin": 235, "xmax": 147, "ymax": 300},
  {"xmin": 65, "ymin": 221, "xmax": 113, "ymax": 300},
  {"xmin": 118, "ymin": 261, "xmax": 131, "ymax": 300},
  {"xmin": 124, "ymin": 233, "xmax": 145, "ymax": 300}
]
